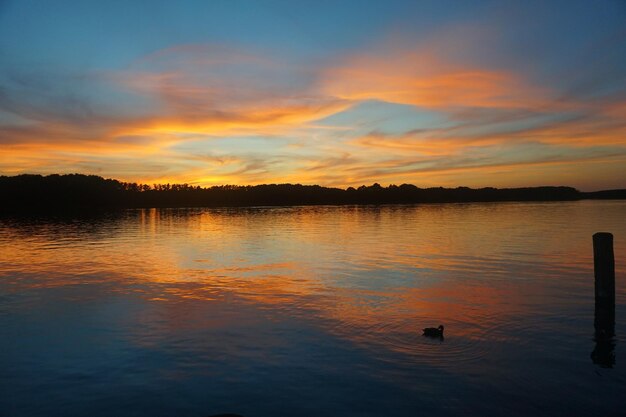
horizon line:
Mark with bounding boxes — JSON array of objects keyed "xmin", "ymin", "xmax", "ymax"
[{"xmin": 2, "ymin": 172, "xmax": 626, "ymax": 193}]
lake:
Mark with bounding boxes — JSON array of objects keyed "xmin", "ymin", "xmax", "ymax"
[{"xmin": 1, "ymin": 201, "xmax": 625, "ymax": 417}]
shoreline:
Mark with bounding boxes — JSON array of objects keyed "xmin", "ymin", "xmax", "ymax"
[{"xmin": 1, "ymin": 174, "xmax": 625, "ymax": 213}]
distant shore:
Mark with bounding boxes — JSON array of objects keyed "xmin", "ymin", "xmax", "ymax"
[{"xmin": 1, "ymin": 174, "xmax": 624, "ymax": 213}]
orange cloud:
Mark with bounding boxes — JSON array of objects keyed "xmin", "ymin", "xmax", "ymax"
[
  {"xmin": 107, "ymin": 45, "xmax": 353, "ymax": 137},
  {"xmin": 2, "ymin": 39, "xmax": 625, "ymax": 190},
  {"xmin": 320, "ymin": 48, "xmax": 549, "ymax": 110}
]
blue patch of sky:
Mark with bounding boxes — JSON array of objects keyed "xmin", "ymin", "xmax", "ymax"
[
  {"xmin": 318, "ymin": 100, "xmax": 448, "ymax": 136},
  {"xmin": 171, "ymin": 135, "xmax": 292, "ymax": 155},
  {"xmin": 471, "ymin": 1, "xmax": 626, "ymax": 93},
  {"xmin": 0, "ymin": 110, "xmax": 33, "ymax": 126},
  {"xmin": 0, "ymin": 66, "xmax": 156, "ymax": 121},
  {"xmin": 2, "ymin": 0, "xmax": 623, "ymax": 76},
  {"xmin": 488, "ymin": 141, "xmax": 626, "ymax": 165},
  {"xmin": 458, "ymin": 112, "xmax": 577, "ymax": 140},
  {"xmin": 0, "ymin": 0, "xmax": 491, "ymax": 70}
]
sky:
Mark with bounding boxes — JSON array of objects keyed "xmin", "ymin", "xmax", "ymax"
[{"xmin": 0, "ymin": 0, "xmax": 625, "ymax": 190}]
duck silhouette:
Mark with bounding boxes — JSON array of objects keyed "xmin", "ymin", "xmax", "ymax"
[{"xmin": 423, "ymin": 325, "xmax": 444, "ymax": 338}]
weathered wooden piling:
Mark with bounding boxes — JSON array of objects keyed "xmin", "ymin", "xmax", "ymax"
[{"xmin": 593, "ymin": 232, "xmax": 615, "ymax": 307}]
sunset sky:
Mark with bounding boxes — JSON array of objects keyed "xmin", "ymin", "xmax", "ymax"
[{"xmin": 1, "ymin": 0, "xmax": 625, "ymax": 190}]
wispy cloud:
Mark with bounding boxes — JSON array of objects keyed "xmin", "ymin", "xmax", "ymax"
[
  {"xmin": 108, "ymin": 45, "xmax": 352, "ymax": 136},
  {"xmin": 321, "ymin": 51, "xmax": 547, "ymax": 110},
  {"xmin": 1, "ymin": 22, "xmax": 625, "ymax": 189}
]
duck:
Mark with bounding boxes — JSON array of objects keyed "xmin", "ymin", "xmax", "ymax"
[{"xmin": 423, "ymin": 325, "xmax": 444, "ymax": 338}]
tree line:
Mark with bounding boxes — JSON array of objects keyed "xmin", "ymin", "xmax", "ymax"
[{"xmin": 0, "ymin": 173, "xmax": 623, "ymax": 212}]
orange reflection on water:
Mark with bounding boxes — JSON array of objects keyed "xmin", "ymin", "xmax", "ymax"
[{"xmin": 1, "ymin": 202, "xmax": 623, "ymax": 370}]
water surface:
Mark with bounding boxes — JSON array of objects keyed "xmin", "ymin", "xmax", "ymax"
[{"xmin": 1, "ymin": 201, "xmax": 625, "ymax": 416}]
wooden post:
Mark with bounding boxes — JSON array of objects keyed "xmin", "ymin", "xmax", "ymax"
[
  {"xmin": 593, "ymin": 232, "xmax": 615, "ymax": 307},
  {"xmin": 591, "ymin": 232, "xmax": 615, "ymax": 367}
]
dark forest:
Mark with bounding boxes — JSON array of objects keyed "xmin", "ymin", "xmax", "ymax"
[{"xmin": 1, "ymin": 174, "xmax": 624, "ymax": 212}]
